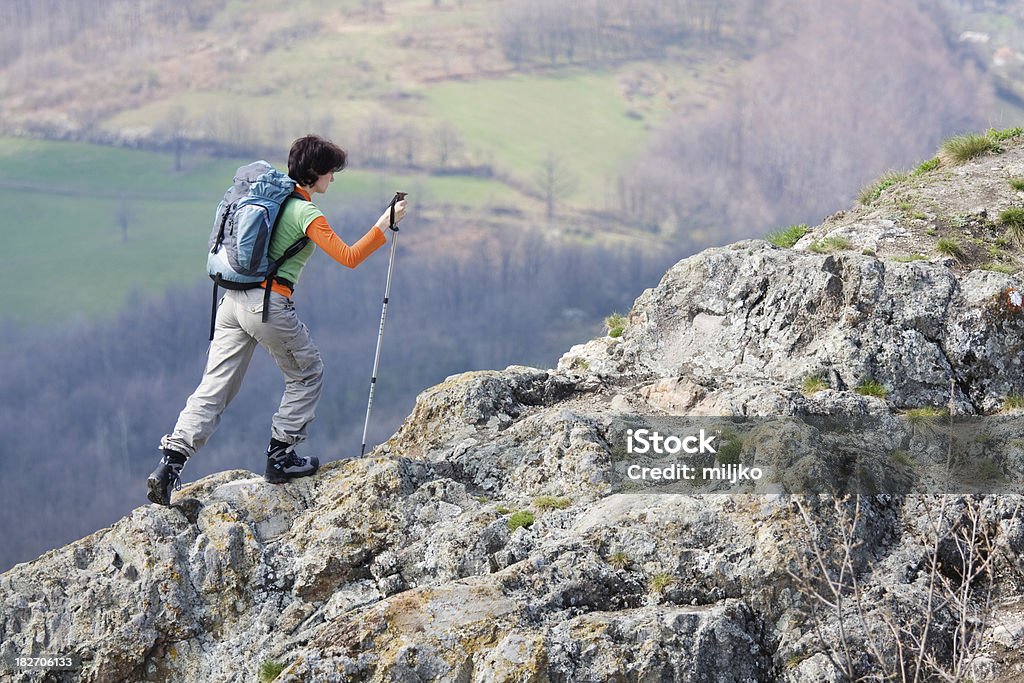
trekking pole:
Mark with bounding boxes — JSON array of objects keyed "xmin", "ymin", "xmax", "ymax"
[{"xmin": 361, "ymin": 191, "xmax": 407, "ymax": 457}]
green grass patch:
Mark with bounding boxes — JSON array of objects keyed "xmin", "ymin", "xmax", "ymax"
[
  {"xmin": 569, "ymin": 357, "xmax": 590, "ymax": 371},
  {"xmin": 766, "ymin": 223, "xmax": 808, "ymax": 248},
  {"xmin": 716, "ymin": 440, "xmax": 741, "ymax": 466},
  {"xmin": 785, "ymin": 653, "xmax": 812, "ymax": 670},
  {"xmin": 892, "ymin": 254, "xmax": 928, "ymax": 262},
  {"xmin": 507, "ymin": 510, "xmax": 535, "ymax": 531},
  {"xmin": 423, "ymin": 72, "xmax": 650, "ymax": 201},
  {"xmin": 716, "ymin": 437, "xmax": 743, "ymax": 465},
  {"xmin": 605, "ymin": 312, "xmax": 626, "ymax": 338},
  {"xmin": 650, "ymin": 572, "xmax": 676, "ymax": 593},
  {"xmin": 808, "ymin": 236, "xmax": 853, "ymax": 253},
  {"xmin": 609, "ymin": 551, "xmax": 630, "ymax": 570},
  {"xmin": 976, "ymin": 459, "xmax": 1005, "ymax": 482},
  {"xmin": 890, "ymin": 449, "xmax": 914, "ymax": 467},
  {"xmin": 999, "ymin": 207, "xmax": 1024, "ymax": 245},
  {"xmin": 904, "ymin": 406, "xmax": 946, "ymax": 419},
  {"xmin": 533, "ymin": 495, "xmax": 571, "ymax": 510},
  {"xmin": 981, "ymin": 262, "xmax": 1019, "ymax": 274},
  {"xmin": 0, "ymin": 136, "xmax": 236, "ymax": 195},
  {"xmin": 856, "ymin": 379, "xmax": 887, "ymax": 399},
  {"xmin": 940, "ymin": 133, "xmax": 1000, "ymax": 163},
  {"xmin": 1010, "ymin": 178, "xmax": 1024, "ymax": 192},
  {"xmin": 1004, "ymin": 395, "xmax": 1024, "ymax": 410},
  {"xmin": 858, "ymin": 171, "xmax": 908, "ymax": 205},
  {"xmin": 936, "ymin": 237, "xmax": 965, "ymax": 261},
  {"xmin": 903, "ymin": 406, "xmax": 947, "ymax": 430},
  {"xmin": 0, "ymin": 187, "xmax": 211, "ymax": 322},
  {"xmin": 911, "ymin": 157, "xmax": 941, "ymax": 177},
  {"xmin": 260, "ymin": 661, "xmax": 286, "ymax": 683},
  {"xmin": 801, "ymin": 374, "xmax": 828, "ymax": 395},
  {"xmin": 988, "ymin": 126, "xmax": 1023, "ymax": 142}
]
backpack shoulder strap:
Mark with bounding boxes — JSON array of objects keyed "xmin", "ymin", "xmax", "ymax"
[{"xmin": 261, "ymin": 191, "xmax": 311, "ymax": 322}]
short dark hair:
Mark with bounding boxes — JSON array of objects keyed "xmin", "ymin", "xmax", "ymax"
[{"xmin": 288, "ymin": 134, "xmax": 347, "ymax": 187}]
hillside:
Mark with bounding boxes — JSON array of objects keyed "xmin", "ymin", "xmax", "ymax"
[
  {"xmin": 2, "ymin": 131, "xmax": 1024, "ymax": 681},
  {"xmin": 0, "ymin": 0, "xmax": 741, "ymax": 229},
  {"xmin": 0, "ymin": 0, "xmax": 1017, "ymax": 249}
]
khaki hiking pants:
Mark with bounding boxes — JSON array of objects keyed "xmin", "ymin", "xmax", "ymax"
[{"xmin": 160, "ymin": 288, "xmax": 324, "ymax": 459}]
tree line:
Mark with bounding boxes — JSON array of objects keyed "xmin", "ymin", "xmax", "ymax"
[
  {"xmin": 0, "ymin": 0, "xmax": 219, "ymax": 69},
  {"xmin": 493, "ymin": 0, "xmax": 778, "ymax": 68},
  {"xmin": 0, "ymin": 215, "xmax": 680, "ymax": 572}
]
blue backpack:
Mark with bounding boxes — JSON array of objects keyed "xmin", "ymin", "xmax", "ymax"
[{"xmin": 206, "ymin": 161, "xmax": 309, "ymax": 339}]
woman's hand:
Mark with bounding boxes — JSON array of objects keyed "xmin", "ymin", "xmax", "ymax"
[{"xmin": 375, "ymin": 200, "xmax": 407, "ymax": 232}]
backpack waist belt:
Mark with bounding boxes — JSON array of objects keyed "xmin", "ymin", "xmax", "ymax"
[{"xmin": 264, "ymin": 276, "xmax": 295, "ymax": 291}]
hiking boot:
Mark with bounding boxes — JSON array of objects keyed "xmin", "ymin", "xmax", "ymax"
[
  {"xmin": 147, "ymin": 449, "xmax": 187, "ymax": 506},
  {"xmin": 265, "ymin": 439, "xmax": 319, "ymax": 483}
]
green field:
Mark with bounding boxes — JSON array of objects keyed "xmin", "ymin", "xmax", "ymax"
[
  {"xmin": 422, "ymin": 71, "xmax": 651, "ymax": 199},
  {"xmin": 0, "ymin": 138, "xmax": 524, "ymax": 324}
]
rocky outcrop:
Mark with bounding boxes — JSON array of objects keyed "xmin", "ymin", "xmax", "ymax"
[
  {"xmin": 4, "ymin": 146, "xmax": 1024, "ymax": 681},
  {"xmin": 561, "ymin": 240, "xmax": 1024, "ymax": 414}
]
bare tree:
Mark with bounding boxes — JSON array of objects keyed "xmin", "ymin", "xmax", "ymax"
[
  {"xmin": 155, "ymin": 106, "xmax": 189, "ymax": 172},
  {"xmin": 114, "ymin": 198, "xmax": 135, "ymax": 243},
  {"xmin": 434, "ymin": 123, "xmax": 463, "ymax": 170},
  {"xmin": 534, "ymin": 152, "xmax": 578, "ymax": 222}
]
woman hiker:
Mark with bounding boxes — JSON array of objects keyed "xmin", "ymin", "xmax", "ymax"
[{"xmin": 147, "ymin": 134, "xmax": 407, "ymax": 506}]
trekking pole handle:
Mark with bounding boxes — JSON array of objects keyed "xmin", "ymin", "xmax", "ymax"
[{"xmin": 389, "ymin": 192, "xmax": 407, "ymax": 231}]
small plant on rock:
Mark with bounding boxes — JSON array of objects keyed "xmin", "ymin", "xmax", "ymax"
[
  {"xmin": 507, "ymin": 510, "xmax": 535, "ymax": 531},
  {"xmin": 609, "ymin": 551, "xmax": 630, "ymax": 570},
  {"xmin": 903, "ymin": 406, "xmax": 946, "ymax": 424},
  {"xmin": 936, "ymin": 237, "xmax": 965, "ymax": 261},
  {"xmin": 999, "ymin": 207, "xmax": 1024, "ymax": 245},
  {"xmin": 716, "ymin": 438, "xmax": 743, "ymax": 465},
  {"xmin": 856, "ymin": 379, "xmax": 887, "ymax": 398},
  {"xmin": 569, "ymin": 357, "xmax": 590, "ymax": 372},
  {"xmin": 982, "ymin": 262, "xmax": 1019, "ymax": 274},
  {"xmin": 605, "ymin": 313, "xmax": 626, "ymax": 338},
  {"xmin": 802, "ymin": 374, "xmax": 828, "ymax": 395},
  {"xmin": 650, "ymin": 572, "xmax": 676, "ymax": 593},
  {"xmin": 533, "ymin": 495, "xmax": 571, "ymax": 510},
  {"xmin": 809, "ymin": 236, "xmax": 853, "ymax": 253},
  {"xmin": 858, "ymin": 171, "xmax": 908, "ymax": 205},
  {"xmin": 912, "ymin": 157, "xmax": 941, "ymax": 176},
  {"xmin": 940, "ymin": 132, "xmax": 1000, "ymax": 163},
  {"xmin": 1004, "ymin": 395, "xmax": 1024, "ymax": 411},
  {"xmin": 988, "ymin": 126, "xmax": 1023, "ymax": 142},
  {"xmin": 767, "ymin": 224, "xmax": 809, "ymax": 248},
  {"xmin": 976, "ymin": 459, "xmax": 1004, "ymax": 482},
  {"xmin": 260, "ymin": 661, "xmax": 286, "ymax": 683},
  {"xmin": 890, "ymin": 449, "xmax": 914, "ymax": 467}
]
